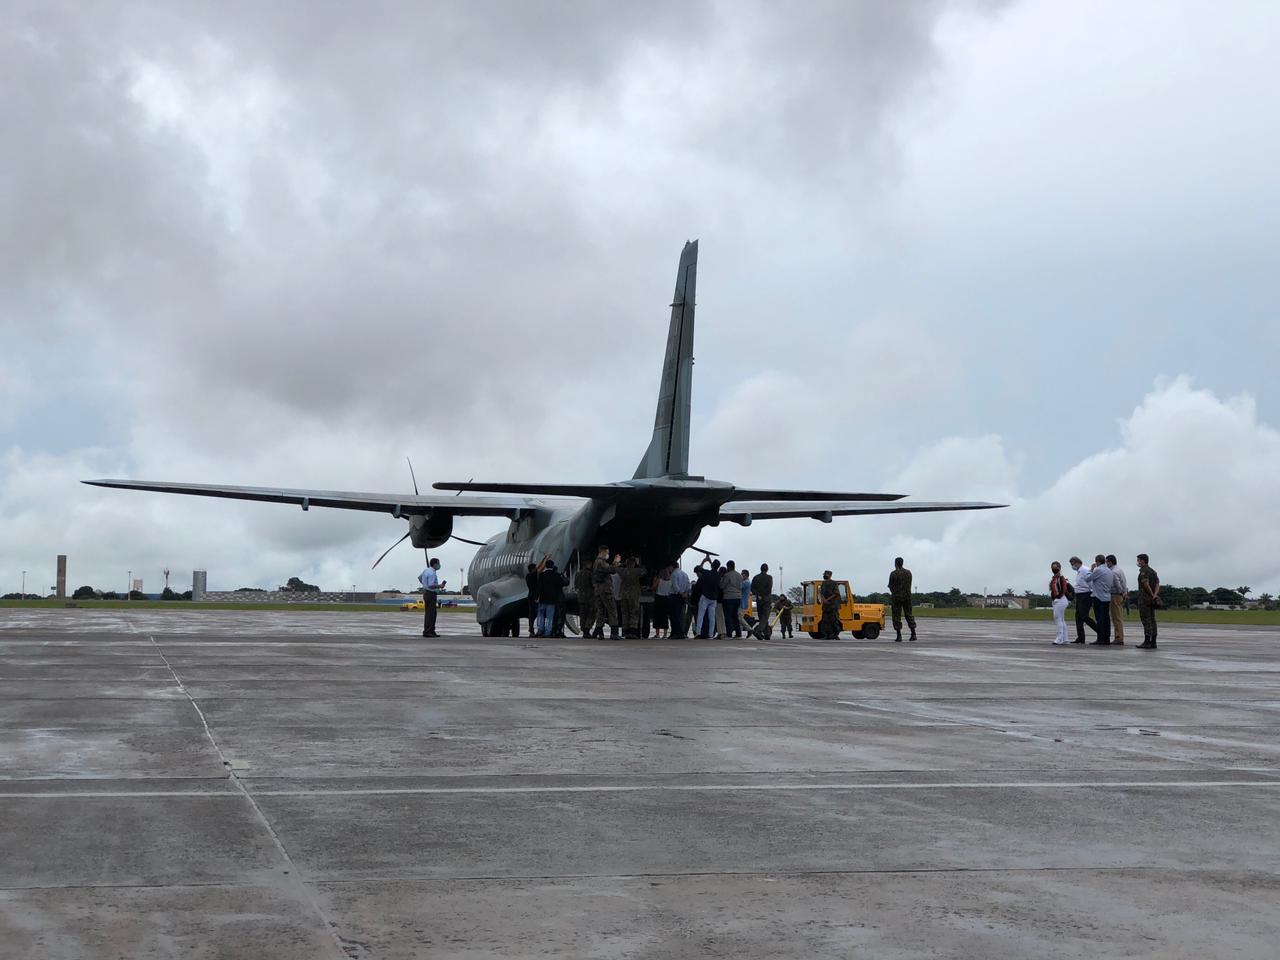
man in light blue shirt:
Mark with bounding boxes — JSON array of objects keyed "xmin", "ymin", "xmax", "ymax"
[
  {"xmin": 1088, "ymin": 554, "xmax": 1115, "ymax": 646},
  {"xmin": 1069, "ymin": 556, "xmax": 1098, "ymax": 643},
  {"xmin": 417, "ymin": 558, "xmax": 446, "ymax": 638}
]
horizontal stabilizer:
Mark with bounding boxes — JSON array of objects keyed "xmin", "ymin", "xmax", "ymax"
[
  {"xmin": 433, "ymin": 481, "xmax": 622, "ymax": 498},
  {"xmin": 720, "ymin": 500, "xmax": 1006, "ymax": 521},
  {"xmin": 730, "ymin": 488, "xmax": 903, "ymax": 502}
]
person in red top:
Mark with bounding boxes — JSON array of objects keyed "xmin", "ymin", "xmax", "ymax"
[{"xmin": 1049, "ymin": 560, "xmax": 1071, "ymax": 645}]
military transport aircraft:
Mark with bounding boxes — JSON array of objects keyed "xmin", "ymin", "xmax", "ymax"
[{"xmin": 86, "ymin": 241, "xmax": 1003, "ymax": 634}]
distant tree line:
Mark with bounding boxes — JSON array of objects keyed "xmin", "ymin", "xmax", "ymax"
[
  {"xmin": 781, "ymin": 584, "xmax": 1275, "ymax": 611},
  {"xmin": 67, "ymin": 585, "xmax": 191, "ymax": 600}
]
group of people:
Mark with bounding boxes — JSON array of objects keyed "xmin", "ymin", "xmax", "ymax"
[
  {"xmin": 577, "ymin": 546, "xmax": 789, "ymax": 641},
  {"xmin": 1048, "ymin": 553, "xmax": 1161, "ymax": 649}
]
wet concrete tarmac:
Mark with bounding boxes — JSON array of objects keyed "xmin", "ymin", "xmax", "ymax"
[{"xmin": 1, "ymin": 608, "xmax": 1278, "ymax": 958}]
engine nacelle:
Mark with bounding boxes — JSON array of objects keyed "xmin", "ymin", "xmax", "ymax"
[{"xmin": 409, "ymin": 512, "xmax": 453, "ymax": 548}]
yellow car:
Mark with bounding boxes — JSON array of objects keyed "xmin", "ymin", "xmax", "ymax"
[
  {"xmin": 798, "ymin": 579, "xmax": 886, "ymax": 639},
  {"xmin": 400, "ymin": 599, "xmax": 424, "ymax": 611}
]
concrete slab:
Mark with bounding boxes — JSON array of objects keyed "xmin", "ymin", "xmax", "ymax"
[
  {"xmin": 1, "ymin": 608, "xmax": 1277, "ymax": 958},
  {"xmin": 0, "ymin": 884, "xmax": 339, "ymax": 960},
  {"xmin": 311, "ymin": 870, "xmax": 1280, "ymax": 960}
]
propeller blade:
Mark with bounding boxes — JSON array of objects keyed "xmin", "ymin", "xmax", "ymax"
[
  {"xmin": 454, "ymin": 477, "xmax": 473, "ymax": 497},
  {"xmin": 689, "ymin": 544, "xmax": 720, "ymax": 559},
  {"xmin": 450, "ymin": 534, "xmax": 487, "ymax": 546},
  {"xmin": 406, "ymin": 457, "xmax": 420, "ymax": 495},
  {"xmin": 372, "ymin": 530, "xmax": 411, "ymax": 570}
]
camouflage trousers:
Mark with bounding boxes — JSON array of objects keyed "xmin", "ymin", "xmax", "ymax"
[
  {"xmin": 891, "ymin": 597, "xmax": 916, "ymax": 631},
  {"xmin": 620, "ymin": 597, "xmax": 640, "ymax": 632},
  {"xmin": 1138, "ymin": 603, "xmax": 1158, "ymax": 644},
  {"xmin": 820, "ymin": 606, "xmax": 841, "ymax": 638},
  {"xmin": 576, "ymin": 594, "xmax": 593, "ymax": 633},
  {"xmin": 593, "ymin": 592, "xmax": 617, "ymax": 632}
]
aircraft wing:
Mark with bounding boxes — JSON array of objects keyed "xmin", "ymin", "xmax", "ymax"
[
  {"xmin": 82, "ymin": 479, "xmax": 569, "ymax": 517},
  {"xmin": 720, "ymin": 500, "xmax": 1006, "ymax": 521}
]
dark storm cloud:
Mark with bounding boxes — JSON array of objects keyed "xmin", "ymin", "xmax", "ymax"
[{"xmin": 3, "ymin": 0, "xmax": 1008, "ymax": 438}]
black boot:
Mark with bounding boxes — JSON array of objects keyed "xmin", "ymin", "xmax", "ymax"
[
  {"xmin": 909, "ymin": 630, "xmax": 917, "ymax": 642},
  {"xmin": 894, "ymin": 629, "xmax": 902, "ymax": 642}
]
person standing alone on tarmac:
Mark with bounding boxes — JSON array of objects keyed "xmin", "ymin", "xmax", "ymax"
[
  {"xmin": 888, "ymin": 557, "xmax": 917, "ymax": 642},
  {"xmin": 417, "ymin": 558, "xmax": 446, "ymax": 638},
  {"xmin": 751, "ymin": 564, "xmax": 773, "ymax": 639},
  {"xmin": 819, "ymin": 571, "xmax": 841, "ymax": 639},
  {"xmin": 1136, "ymin": 553, "xmax": 1160, "ymax": 649},
  {"xmin": 1106, "ymin": 554, "xmax": 1127, "ymax": 645},
  {"xmin": 1088, "ymin": 554, "xmax": 1115, "ymax": 645},
  {"xmin": 1069, "ymin": 557, "xmax": 1097, "ymax": 643},
  {"xmin": 1049, "ymin": 561, "xmax": 1071, "ymax": 645}
]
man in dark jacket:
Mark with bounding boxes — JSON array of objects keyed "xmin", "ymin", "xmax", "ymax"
[
  {"xmin": 750, "ymin": 564, "xmax": 774, "ymax": 639},
  {"xmin": 536, "ymin": 557, "xmax": 566, "ymax": 639},
  {"xmin": 693, "ymin": 558, "xmax": 720, "ymax": 639}
]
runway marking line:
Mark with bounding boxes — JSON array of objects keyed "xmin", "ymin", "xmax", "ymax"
[{"xmin": 6, "ymin": 780, "xmax": 1280, "ymax": 799}]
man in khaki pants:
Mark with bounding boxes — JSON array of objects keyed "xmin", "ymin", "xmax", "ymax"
[{"xmin": 1106, "ymin": 554, "xmax": 1127, "ymax": 645}]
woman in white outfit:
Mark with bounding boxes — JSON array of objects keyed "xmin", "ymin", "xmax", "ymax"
[{"xmin": 1049, "ymin": 561, "xmax": 1071, "ymax": 645}]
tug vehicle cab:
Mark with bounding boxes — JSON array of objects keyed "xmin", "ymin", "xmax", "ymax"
[{"xmin": 799, "ymin": 579, "xmax": 886, "ymax": 639}]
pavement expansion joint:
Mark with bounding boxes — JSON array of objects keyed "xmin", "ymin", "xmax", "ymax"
[{"xmin": 138, "ymin": 628, "xmax": 351, "ymax": 960}]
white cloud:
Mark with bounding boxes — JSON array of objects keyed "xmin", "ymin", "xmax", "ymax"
[{"xmin": 866, "ymin": 378, "xmax": 1280, "ymax": 594}]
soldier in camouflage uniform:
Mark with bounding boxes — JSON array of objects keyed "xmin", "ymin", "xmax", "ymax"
[
  {"xmin": 1135, "ymin": 553, "xmax": 1160, "ymax": 649},
  {"xmin": 591, "ymin": 545, "xmax": 621, "ymax": 640},
  {"xmin": 888, "ymin": 557, "xmax": 917, "ymax": 642},
  {"xmin": 619, "ymin": 556, "xmax": 646, "ymax": 638},
  {"xmin": 573, "ymin": 557, "xmax": 594, "ymax": 638},
  {"xmin": 819, "ymin": 570, "xmax": 842, "ymax": 639}
]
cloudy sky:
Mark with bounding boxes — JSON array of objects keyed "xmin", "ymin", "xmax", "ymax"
[{"xmin": 4, "ymin": 0, "xmax": 1279, "ymax": 598}]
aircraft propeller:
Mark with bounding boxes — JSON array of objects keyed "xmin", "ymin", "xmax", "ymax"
[{"xmin": 369, "ymin": 462, "xmax": 488, "ymax": 569}]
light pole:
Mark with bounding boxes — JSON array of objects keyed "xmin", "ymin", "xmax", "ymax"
[
  {"xmin": 21, "ymin": 570, "xmax": 25, "ymax": 599},
  {"xmin": 127, "ymin": 570, "xmax": 131, "ymax": 602}
]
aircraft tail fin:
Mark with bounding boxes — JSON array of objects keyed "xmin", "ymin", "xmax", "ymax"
[{"xmin": 634, "ymin": 240, "xmax": 698, "ymax": 479}]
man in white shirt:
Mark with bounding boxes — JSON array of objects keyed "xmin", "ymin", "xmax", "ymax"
[
  {"xmin": 1106, "ymin": 554, "xmax": 1128, "ymax": 645},
  {"xmin": 417, "ymin": 558, "xmax": 446, "ymax": 638},
  {"xmin": 1069, "ymin": 556, "xmax": 1097, "ymax": 644},
  {"xmin": 669, "ymin": 561, "xmax": 691, "ymax": 638}
]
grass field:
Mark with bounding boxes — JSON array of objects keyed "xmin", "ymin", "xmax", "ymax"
[
  {"xmin": 0, "ymin": 599, "xmax": 467, "ymax": 613},
  {"xmin": 1, "ymin": 598, "xmax": 1277, "ymax": 626}
]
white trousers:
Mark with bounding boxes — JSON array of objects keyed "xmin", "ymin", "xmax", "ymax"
[{"xmin": 1052, "ymin": 597, "xmax": 1069, "ymax": 644}]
